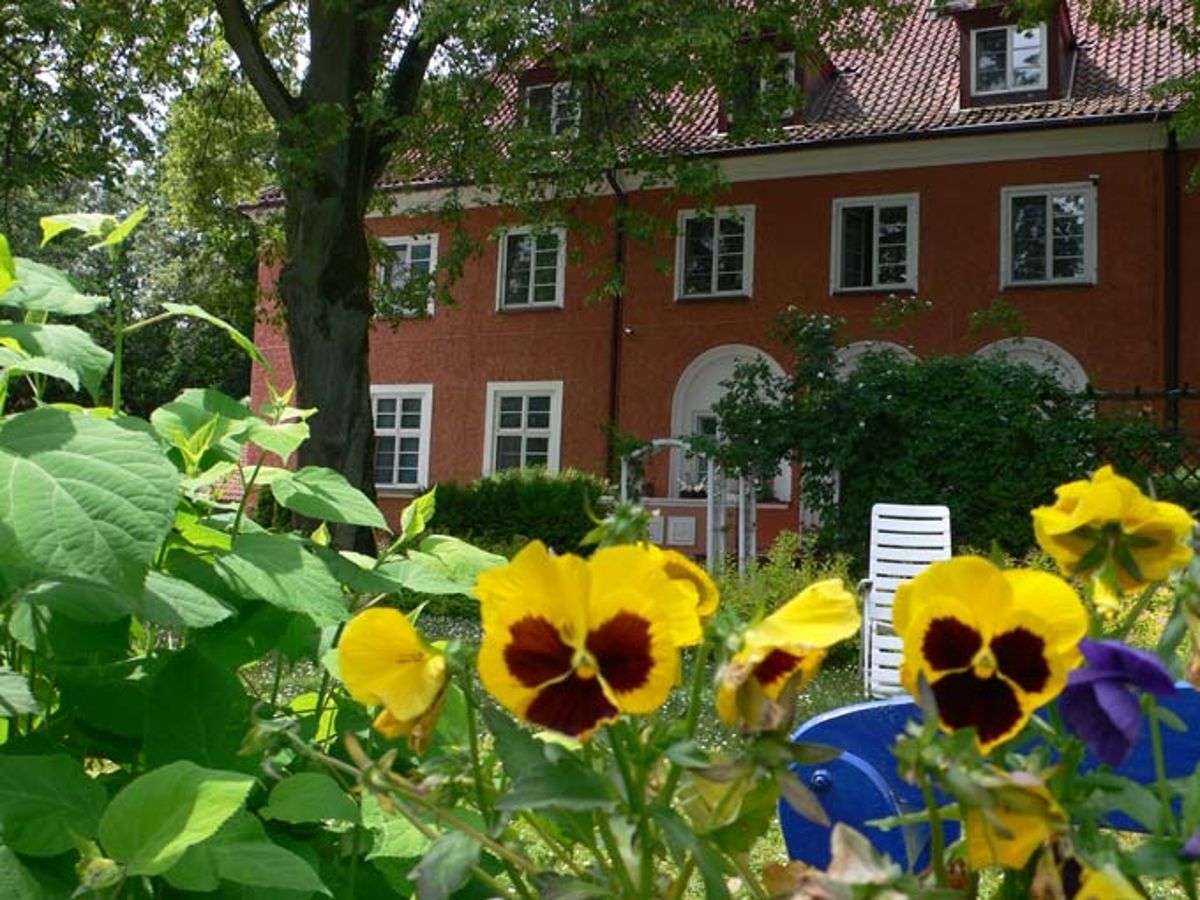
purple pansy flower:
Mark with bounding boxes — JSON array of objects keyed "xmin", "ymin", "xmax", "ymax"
[{"xmin": 1059, "ymin": 639, "xmax": 1176, "ymax": 767}]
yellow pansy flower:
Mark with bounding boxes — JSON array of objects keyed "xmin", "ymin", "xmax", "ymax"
[
  {"xmin": 894, "ymin": 557, "xmax": 1087, "ymax": 751},
  {"xmin": 337, "ymin": 607, "xmax": 448, "ymax": 752},
  {"xmin": 1074, "ymin": 864, "xmax": 1139, "ymax": 899},
  {"xmin": 716, "ymin": 579, "xmax": 860, "ymax": 732},
  {"xmin": 474, "ymin": 541, "xmax": 698, "ymax": 739},
  {"xmin": 1032, "ymin": 465, "xmax": 1195, "ymax": 590},
  {"xmin": 646, "ymin": 544, "xmax": 719, "ymax": 635},
  {"xmin": 964, "ymin": 777, "xmax": 1063, "ymax": 870}
]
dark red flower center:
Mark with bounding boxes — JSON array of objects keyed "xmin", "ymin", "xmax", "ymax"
[
  {"xmin": 525, "ymin": 674, "xmax": 619, "ymax": 736},
  {"xmin": 587, "ymin": 611, "xmax": 654, "ymax": 693},
  {"xmin": 753, "ymin": 649, "xmax": 802, "ymax": 689},
  {"xmin": 923, "ymin": 617, "xmax": 983, "ymax": 671},
  {"xmin": 932, "ymin": 669, "xmax": 1023, "ymax": 745},
  {"xmin": 506, "ymin": 616, "xmax": 574, "ymax": 687},
  {"xmin": 991, "ymin": 627, "xmax": 1050, "ymax": 693}
]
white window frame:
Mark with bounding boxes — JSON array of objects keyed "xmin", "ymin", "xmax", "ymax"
[
  {"xmin": 525, "ymin": 82, "xmax": 579, "ymax": 136},
  {"xmin": 674, "ymin": 205, "xmax": 756, "ymax": 300},
  {"xmin": 970, "ymin": 23, "xmax": 1048, "ymax": 96},
  {"xmin": 762, "ymin": 51, "xmax": 797, "ymax": 119},
  {"xmin": 371, "ymin": 384, "xmax": 433, "ymax": 491},
  {"xmin": 1000, "ymin": 182, "xmax": 1097, "ymax": 288},
  {"xmin": 495, "ymin": 226, "xmax": 567, "ymax": 310},
  {"xmin": 377, "ymin": 234, "xmax": 438, "ymax": 317},
  {"xmin": 482, "ymin": 380, "xmax": 564, "ymax": 475},
  {"xmin": 829, "ymin": 194, "xmax": 920, "ymax": 293}
]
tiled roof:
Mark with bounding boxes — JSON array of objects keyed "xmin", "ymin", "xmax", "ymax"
[{"xmin": 256, "ymin": 1, "xmax": 1193, "ymax": 204}]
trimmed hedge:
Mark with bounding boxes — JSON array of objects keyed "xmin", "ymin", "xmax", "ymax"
[{"xmin": 430, "ymin": 468, "xmax": 611, "ymax": 555}]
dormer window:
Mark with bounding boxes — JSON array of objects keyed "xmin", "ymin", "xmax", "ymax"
[
  {"xmin": 761, "ymin": 51, "xmax": 797, "ymax": 119},
  {"xmin": 525, "ymin": 82, "xmax": 578, "ymax": 137},
  {"xmin": 971, "ymin": 24, "xmax": 1047, "ymax": 95}
]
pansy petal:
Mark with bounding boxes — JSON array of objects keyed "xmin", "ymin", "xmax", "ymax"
[
  {"xmin": 1005, "ymin": 569, "xmax": 1088, "ymax": 657},
  {"xmin": 589, "ymin": 545, "xmax": 701, "ymax": 648},
  {"xmin": 898, "ymin": 590, "xmax": 983, "ymax": 695},
  {"xmin": 744, "ymin": 579, "xmax": 860, "ymax": 651},
  {"xmin": 524, "ymin": 673, "xmax": 619, "ymax": 738},
  {"xmin": 475, "ymin": 540, "xmax": 589, "ymax": 647},
  {"xmin": 894, "ymin": 557, "xmax": 1009, "ymax": 639},
  {"xmin": 1072, "ymin": 639, "xmax": 1176, "ymax": 696},
  {"xmin": 656, "ymin": 547, "xmax": 720, "ymax": 620},
  {"xmin": 338, "ymin": 608, "xmax": 446, "ymax": 720},
  {"xmin": 587, "ymin": 609, "xmax": 680, "ymax": 714},
  {"xmin": 931, "ymin": 669, "xmax": 1026, "ymax": 750},
  {"xmin": 478, "ymin": 612, "xmax": 574, "ymax": 719}
]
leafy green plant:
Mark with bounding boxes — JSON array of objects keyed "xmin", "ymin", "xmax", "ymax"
[{"xmin": 431, "ymin": 468, "xmax": 611, "ymax": 554}]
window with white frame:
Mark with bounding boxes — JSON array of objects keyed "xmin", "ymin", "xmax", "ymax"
[
  {"xmin": 376, "ymin": 234, "xmax": 437, "ymax": 317},
  {"xmin": 497, "ymin": 228, "xmax": 566, "ymax": 309},
  {"xmin": 759, "ymin": 51, "xmax": 797, "ymax": 119},
  {"xmin": 972, "ymin": 24, "xmax": 1046, "ymax": 95},
  {"xmin": 525, "ymin": 82, "xmax": 579, "ymax": 137},
  {"xmin": 1001, "ymin": 184, "xmax": 1096, "ymax": 286},
  {"xmin": 483, "ymin": 381, "xmax": 563, "ymax": 474},
  {"xmin": 675, "ymin": 206, "xmax": 755, "ymax": 299},
  {"xmin": 372, "ymin": 385, "xmax": 433, "ymax": 489},
  {"xmin": 830, "ymin": 195, "xmax": 919, "ymax": 291}
]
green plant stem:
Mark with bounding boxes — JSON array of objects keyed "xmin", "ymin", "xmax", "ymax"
[
  {"xmin": 1147, "ymin": 697, "xmax": 1174, "ymax": 838},
  {"xmin": 607, "ymin": 722, "xmax": 653, "ymax": 896},
  {"xmin": 108, "ymin": 247, "xmax": 124, "ymax": 413},
  {"xmin": 268, "ymin": 653, "xmax": 284, "ymax": 708},
  {"xmin": 520, "ymin": 812, "xmax": 590, "ymax": 879},
  {"xmin": 120, "ymin": 310, "xmax": 174, "ymax": 335},
  {"xmin": 1111, "ymin": 582, "xmax": 1159, "ymax": 641},
  {"xmin": 731, "ymin": 852, "xmax": 768, "ymax": 900},
  {"xmin": 594, "ymin": 809, "xmax": 640, "ymax": 897},
  {"xmin": 661, "ymin": 640, "xmax": 711, "ymax": 806},
  {"xmin": 669, "ymin": 773, "xmax": 746, "ymax": 900},
  {"xmin": 232, "ymin": 457, "xmax": 267, "ymax": 534},
  {"xmin": 917, "ymin": 768, "xmax": 949, "ymax": 888},
  {"xmin": 1184, "ymin": 865, "xmax": 1199, "ymax": 900}
]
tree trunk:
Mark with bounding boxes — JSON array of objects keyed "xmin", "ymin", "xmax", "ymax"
[{"xmin": 276, "ymin": 160, "xmax": 378, "ymax": 551}]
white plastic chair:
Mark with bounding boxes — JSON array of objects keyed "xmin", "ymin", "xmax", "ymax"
[{"xmin": 859, "ymin": 503, "xmax": 952, "ymax": 698}]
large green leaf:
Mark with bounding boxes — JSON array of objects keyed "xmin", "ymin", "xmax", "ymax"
[
  {"xmin": 411, "ymin": 832, "xmax": 478, "ymax": 900},
  {"xmin": 56, "ymin": 659, "xmax": 148, "ymax": 741},
  {"xmin": 0, "ymin": 409, "xmax": 179, "ymax": 593},
  {"xmin": 0, "ymin": 845, "xmax": 45, "ymax": 900},
  {"xmin": 260, "ymin": 773, "xmax": 359, "ymax": 825},
  {"xmin": 151, "ymin": 388, "xmax": 253, "ymax": 465},
  {"xmin": 399, "ymin": 488, "xmax": 436, "ymax": 543},
  {"xmin": 372, "ymin": 536, "xmax": 505, "ymax": 597},
  {"xmin": 496, "ymin": 755, "xmax": 618, "ymax": 813},
  {"xmin": 98, "ymin": 760, "xmax": 254, "ymax": 877},
  {"xmin": 18, "ymin": 571, "xmax": 232, "ymax": 629},
  {"xmin": 0, "ymin": 259, "xmax": 107, "ymax": 316},
  {"xmin": 92, "ymin": 207, "xmax": 148, "ymax": 248},
  {"xmin": 0, "ymin": 347, "xmax": 79, "ymax": 391},
  {"xmin": 215, "ymin": 533, "xmax": 349, "ymax": 628},
  {"xmin": 270, "ymin": 467, "xmax": 388, "ymax": 530},
  {"xmin": 143, "ymin": 647, "xmax": 253, "ymax": 771},
  {"xmin": 0, "ymin": 234, "xmax": 15, "ymax": 296},
  {"xmin": 0, "ymin": 669, "xmax": 39, "ymax": 717},
  {"xmin": 0, "ymin": 323, "xmax": 111, "ymax": 398},
  {"xmin": 160, "ymin": 303, "xmax": 267, "ymax": 369},
  {"xmin": 0, "ymin": 755, "xmax": 108, "ymax": 857},
  {"xmin": 39, "ymin": 213, "xmax": 113, "ymax": 245},
  {"xmin": 244, "ymin": 418, "xmax": 309, "ymax": 461},
  {"xmin": 165, "ymin": 811, "xmax": 329, "ymax": 895},
  {"xmin": 361, "ymin": 795, "xmax": 429, "ymax": 861}
]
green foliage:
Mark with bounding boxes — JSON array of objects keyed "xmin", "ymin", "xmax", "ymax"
[{"xmin": 431, "ymin": 468, "xmax": 611, "ymax": 554}]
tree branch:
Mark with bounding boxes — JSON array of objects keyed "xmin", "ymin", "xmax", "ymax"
[
  {"xmin": 215, "ymin": 0, "xmax": 296, "ymax": 123},
  {"xmin": 251, "ymin": 0, "xmax": 289, "ymax": 28},
  {"xmin": 365, "ymin": 29, "xmax": 441, "ymax": 173}
]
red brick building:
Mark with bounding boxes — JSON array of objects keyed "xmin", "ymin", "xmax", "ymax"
[{"xmin": 252, "ymin": 1, "xmax": 1199, "ymax": 552}]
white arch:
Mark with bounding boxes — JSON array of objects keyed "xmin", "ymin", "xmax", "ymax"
[
  {"xmin": 835, "ymin": 340, "xmax": 918, "ymax": 379},
  {"xmin": 974, "ymin": 337, "xmax": 1089, "ymax": 392},
  {"xmin": 668, "ymin": 344, "xmax": 792, "ymax": 502}
]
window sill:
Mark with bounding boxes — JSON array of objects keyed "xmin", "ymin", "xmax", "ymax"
[
  {"xmin": 376, "ymin": 486, "xmax": 424, "ymax": 497},
  {"xmin": 1001, "ymin": 279, "xmax": 1096, "ymax": 290},
  {"xmin": 674, "ymin": 292, "xmax": 752, "ymax": 303},
  {"xmin": 497, "ymin": 302, "xmax": 564, "ymax": 313},
  {"xmin": 831, "ymin": 286, "xmax": 917, "ymax": 297}
]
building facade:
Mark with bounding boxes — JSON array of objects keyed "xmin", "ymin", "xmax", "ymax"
[{"xmin": 252, "ymin": 1, "xmax": 1200, "ymax": 552}]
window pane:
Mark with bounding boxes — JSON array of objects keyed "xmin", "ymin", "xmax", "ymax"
[
  {"xmin": 975, "ymin": 30, "xmax": 1008, "ymax": 92},
  {"xmin": 375, "ymin": 397, "xmax": 397, "ymax": 429},
  {"xmin": 527, "ymin": 85, "xmax": 553, "ymax": 132},
  {"xmin": 552, "ymin": 82, "xmax": 578, "ymax": 136},
  {"xmin": 1011, "ymin": 28, "xmax": 1042, "ymax": 87},
  {"xmin": 495, "ymin": 435, "xmax": 524, "ymax": 471},
  {"xmin": 375, "ymin": 436, "xmax": 396, "ymax": 483},
  {"xmin": 683, "ymin": 217, "xmax": 714, "ymax": 295},
  {"xmin": 527, "ymin": 396, "xmax": 551, "ymax": 428},
  {"xmin": 1010, "ymin": 195, "xmax": 1047, "ymax": 281},
  {"xmin": 503, "ymin": 234, "xmax": 532, "ymax": 306},
  {"xmin": 525, "ymin": 436, "xmax": 549, "ymax": 467},
  {"xmin": 840, "ymin": 206, "xmax": 874, "ymax": 288}
]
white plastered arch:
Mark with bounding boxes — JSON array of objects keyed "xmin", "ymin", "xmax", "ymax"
[
  {"xmin": 974, "ymin": 337, "xmax": 1089, "ymax": 392},
  {"xmin": 835, "ymin": 340, "xmax": 919, "ymax": 379}
]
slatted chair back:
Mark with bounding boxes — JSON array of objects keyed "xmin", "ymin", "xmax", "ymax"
[{"xmin": 861, "ymin": 504, "xmax": 952, "ymax": 697}]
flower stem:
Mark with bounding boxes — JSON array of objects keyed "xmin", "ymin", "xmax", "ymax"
[
  {"xmin": 595, "ymin": 808, "xmax": 639, "ymax": 896},
  {"xmin": 917, "ymin": 767, "xmax": 948, "ymax": 887},
  {"xmin": 607, "ymin": 721, "xmax": 653, "ymax": 896},
  {"xmin": 1147, "ymin": 696, "xmax": 1174, "ymax": 838},
  {"xmin": 661, "ymin": 641, "xmax": 711, "ymax": 806}
]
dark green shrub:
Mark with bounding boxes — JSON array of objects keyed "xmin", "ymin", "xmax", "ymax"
[{"xmin": 430, "ymin": 468, "xmax": 611, "ymax": 554}]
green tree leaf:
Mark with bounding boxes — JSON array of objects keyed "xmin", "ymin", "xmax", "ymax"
[
  {"xmin": 160, "ymin": 303, "xmax": 267, "ymax": 369},
  {"xmin": 18, "ymin": 571, "xmax": 232, "ymax": 629},
  {"xmin": 361, "ymin": 795, "xmax": 430, "ymax": 861},
  {"xmin": 0, "ymin": 755, "xmax": 108, "ymax": 857},
  {"xmin": 0, "ymin": 669, "xmax": 40, "ymax": 717},
  {"xmin": 0, "ymin": 259, "xmax": 108, "ymax": 316},
  {"xmin": 0, "ymin": 845, "xmax": 45, "ymax": 900},
  {"xmin": 399, "ymin": 488, "xmax": 436, "ymax": 543},
  {"xmin": 92, "ymin": 206, "xmax": 148, "ymax": 248},
  {"xmin": 496, "ymin": 755, "xmax": 618, "ymax": 813},
  {"xmin": 143, "ymin": 646, "xmax": 253, "ymax": 771},
  {"xmin": 410, "ymin": 831, "xmax": 478, "ymax": 900},
  {"xmin": 0, "ymin": 348, "xmax": 80, "ymax": 391},
  {"xmin": 260, "ymin": 773, "xmax": 359, "ymax": 825},
  {"xmin": 97, "ymin": 760, "xmax": 254, "ymax": 877},
  {"xmin": 39, "ymin": 213, "xmax": 114, "ymax": 245},
  {"xmin": 150, "ymin": 388, "xmax": 253, "ymax": 463},
  {"xmin": 244, "ymin": 418, "xmax": 309, "ymax": 461},
  {"xmin": 215, "ymin": 533, "xmax": 349, "ymax": 628},
  {"xmin": 0, "ymin": 408, "xmax": 179, "ymax": 594},
  {"xmin": 270, "ymin": 467, "xmax": 388, "ymax": 530},
  {"xmin": 0, "ymin": 234, "xmax": 14, "ymax": 296},
  {"xmin": 164, "ymin": 811, "xmax": 330, "ymax": 895},
  {"xmin": 0, "ymin": 323, "xmax": 111, "ymax": 398}
]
